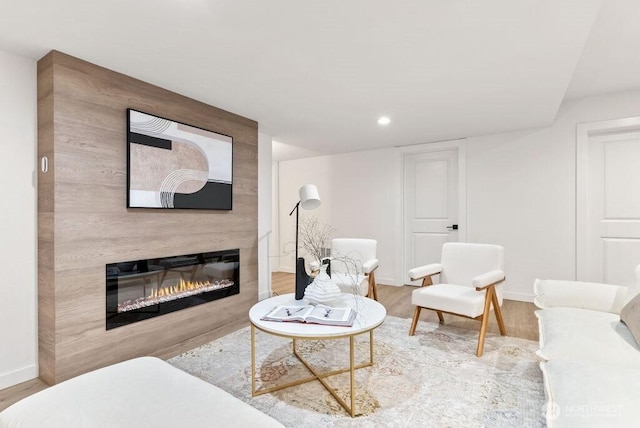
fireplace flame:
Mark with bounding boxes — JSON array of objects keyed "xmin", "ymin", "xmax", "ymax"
[
  {"xmin": 150, "ymin": 278, "xmax": 211, "ymax": 299},
  {"xmin": 117, "ymin": 277, "xmax": 235, "ymax": 313}
]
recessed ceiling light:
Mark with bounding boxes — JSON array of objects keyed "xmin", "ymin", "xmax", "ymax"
[{"xmin": 377, "ymin": 116, "xmax": 391, "ymax": 126}]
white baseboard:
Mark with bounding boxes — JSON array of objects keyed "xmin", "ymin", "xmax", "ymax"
[
  {"xmin": 277, "ymin": 267, "xmax": 295, "ymax": 274},
  {"xmin": 503, "ymin": 291, "xmax": 534, "ymax": 303},
  {"xmin": 0, "ymin": 364, "xmax": 38, "ymax": 390}
]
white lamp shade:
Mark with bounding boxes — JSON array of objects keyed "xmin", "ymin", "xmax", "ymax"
[{"xmin": 299, "ymin": 184, "xmax": 321, "ymax": 210}]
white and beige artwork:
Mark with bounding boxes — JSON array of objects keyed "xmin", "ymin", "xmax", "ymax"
[{"xmin": 127, "ymin": 109, "xmax": 232, "ymax": 209}]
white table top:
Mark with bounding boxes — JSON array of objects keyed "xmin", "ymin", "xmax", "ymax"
[{"xmin": 249, "ymin": 293, "xmax": 386, "ymax": 338}]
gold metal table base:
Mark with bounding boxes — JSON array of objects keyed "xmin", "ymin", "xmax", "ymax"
[{"xmin": 251, "ymin": 324, "xmax": 375, "ymax": 418}]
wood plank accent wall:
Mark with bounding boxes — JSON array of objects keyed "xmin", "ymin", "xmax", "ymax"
[{"xmin": 37, "ymin": 51, "xmax": 259, "ymax": 384}]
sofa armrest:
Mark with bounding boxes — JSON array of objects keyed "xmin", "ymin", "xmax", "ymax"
[
  {"xmin": 534, "ymin": 279, "xmax": 629, "ymax": 314},
  {"xmin": 408, "ymin": 263, "xmax": 442, "ymax": 281},
  {"xmin": 362, "ymin": 258, "xmax": 379, "ymax": 274},
  {"xmin": 473, "ymin": 270, "xmax": 505, "ymax": 290}
]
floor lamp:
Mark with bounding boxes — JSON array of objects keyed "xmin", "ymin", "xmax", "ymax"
[{"xmin": 289, "ymin": 184, "xmax": 321, "ymax": 299}]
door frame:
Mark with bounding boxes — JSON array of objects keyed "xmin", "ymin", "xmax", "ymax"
[
  {"xmin": 395, "ymin": 140, "xmax": 467, "ymax": 286},
  {"xmin": 576, "ymin": 116, "xmax": 640, "ymax": 281}
]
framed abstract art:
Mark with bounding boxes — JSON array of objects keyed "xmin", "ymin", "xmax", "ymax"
[{"xmin": 126, "ymin": 109, "xmax": 233, "ymax": 210}]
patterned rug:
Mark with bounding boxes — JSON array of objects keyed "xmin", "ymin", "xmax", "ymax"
[{"xmin": 168, "ymin": 316, "xmax": 545, "ymax": 427}]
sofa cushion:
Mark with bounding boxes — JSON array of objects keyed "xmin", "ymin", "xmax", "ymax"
[
  {"xmin": 621, "ymin": 292, "xmax": 640, "ymax": 346},
  {"xmin": 0, "ymin": 357, "xmax": 284, "ymax": 428},
  {"xmin": 541, "ymin": 359, "xmax": 640, "ymax": 427},
  {"xmin": 534, "ymin": 279, "xmax": 628, "ymax": 314},
  {"xmin": 412, "ymin": 284, "xmax": 488, "ymax": 318},
  {"xmin": 536, "ymin": 307, "xmax": 640, "ymax": 368}
]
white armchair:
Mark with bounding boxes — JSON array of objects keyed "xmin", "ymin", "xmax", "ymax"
[
  {"xmin": 328, "ymin": 238, "xmax": 379, "ymax": 300},
  {"xmin": 408, "ymin": 242, "xmax": 506, "ymax": 356}
]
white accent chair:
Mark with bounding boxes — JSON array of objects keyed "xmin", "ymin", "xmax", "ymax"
[
  {"xmin": 408, "ymin": 242, "xmax": 506, "ymax": 356},
  {"xmin": 329, "ymin": 238, "xmax": 379, "ymax": 300}
]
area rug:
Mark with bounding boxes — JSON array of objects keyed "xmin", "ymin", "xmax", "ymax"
[{"xmin": 168, "ymin": 316, "xmax": 545, "ymax": 427}]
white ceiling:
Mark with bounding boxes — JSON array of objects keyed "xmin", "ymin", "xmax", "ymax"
[{"xmin": 0, "ymin": 0, "xmax": 638, "ymax": 161}]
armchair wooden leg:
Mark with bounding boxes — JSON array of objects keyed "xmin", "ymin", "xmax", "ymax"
[
  {"xmin": 476, "ymin": 286, "xmax": 495, "ymax": 357},
  {"xmin": 367, "ymin": 272, "xmax": 378, "ymax": 301},
  {"xmin": 491, "ymin": 290, "xmax": 507, "ymax": 336},
  {"xmin": 409, "ymin": 306, "xmax": 421, "ymax": 336},
  {"xmin": 436, "ymin": 311, "xmax": 444, "ymax": 323}
]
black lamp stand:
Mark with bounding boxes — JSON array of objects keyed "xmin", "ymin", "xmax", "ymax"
[{"xmin": 289, "ymin": 200, "xmax": 311, "ymax": 299}]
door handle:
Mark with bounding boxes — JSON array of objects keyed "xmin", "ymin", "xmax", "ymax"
[{"xmin": 446, "ymin": 224, "xmax": 458, "ymax": 230}]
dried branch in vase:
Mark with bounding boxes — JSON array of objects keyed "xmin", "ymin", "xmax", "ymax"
[
  {"xmin": 287, "ymin": 216, "xmax": 367, "ymax": 308},
  {"xmin": 298, "ymin": 215, "xmax": 333, "ymax": 265}
]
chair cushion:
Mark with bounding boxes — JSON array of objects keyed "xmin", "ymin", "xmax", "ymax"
[
  {"xmin": 331, "ymin": 273, "xmax": 368, "ymax": 296},
  {"xmin": 541, "ymin": 359, "xmax": 640, "ymax": 428},
  {"xmin": 330, "ymin": 238, "xmax": 377, "ymax": 275},
  {"xmin": 536, "ymin": 307, "xmax": 640, "ymax": 368},
  {"xmin": 412, "ymin": 284, "xmax": 489, "ymax": 318},
  {"xmin": 439, "ymin": 242, "xmax": 504, "ymax": 287}
]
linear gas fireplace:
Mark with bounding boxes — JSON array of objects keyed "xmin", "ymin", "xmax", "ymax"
[{"xmin": 106, "ymin": 249, "xmax": 239, "ymax": 330}]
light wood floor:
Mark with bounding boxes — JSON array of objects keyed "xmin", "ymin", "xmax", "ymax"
[
  {"xmin": 0, "ymin": 272, "xmax": 539, "ymax": 412},
  {"xmin": 0, "ymin": 378, "xmax": 48, "ymax": 412}
]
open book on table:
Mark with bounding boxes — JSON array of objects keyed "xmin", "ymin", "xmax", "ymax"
[{"xmin": 261, "ymin": 304, "xmax": 356, "ymax": 327}]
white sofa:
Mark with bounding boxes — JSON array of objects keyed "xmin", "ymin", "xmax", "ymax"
[
  {"xmin": 534, "ymin": 278, "xmax": 640, "ymax": 427},
  {"xmin": 0, "ymin": 357, "xmax": 283, "ymax": 428}
]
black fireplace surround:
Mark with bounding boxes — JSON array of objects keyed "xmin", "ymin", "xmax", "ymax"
[{"xmin": 106, "ymin": 249, "xmax": 239, "ymax": 330}]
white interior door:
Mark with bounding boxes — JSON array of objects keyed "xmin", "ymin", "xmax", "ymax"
[
  {"xmin": 403, "ymin": 149, "xmax": 459, "ymax": 285},
  {"xmin": 579, "ymin": 124, "xmax": 640, "ymax": 287}
]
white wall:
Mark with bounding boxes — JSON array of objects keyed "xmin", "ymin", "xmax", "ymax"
[
  {"xmin": 278, "ymin": 150, "xmax": 398, "ymax": 284},
  {"xmin": 258, "ymin": 131, "xmax": 273, "ymax": 300},
  {"xmin": 277, "ymin": 89, "xmax": 640, "ymax": 301},
  {"xmin": 270, "ymin": 161, "xmax": 280, "ymax": 273},
  {"xmin": 465, "ymin": 89, "xmax": 640, "ymax": 300},
  {"xmin": 464, "ymin": 127, "xmax": 573, "ymax": 300},
  {"xmin": 0, "ymin": 50, "xmax": 37, "ymax": 389}
]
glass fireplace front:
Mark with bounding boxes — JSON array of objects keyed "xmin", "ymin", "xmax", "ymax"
[{"xmin": 106, "ymin": 249, "xmax": 239, "ymax": 329}]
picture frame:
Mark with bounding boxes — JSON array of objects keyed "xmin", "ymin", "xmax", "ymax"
[{"xmin": 126, "ymin": 109, "xmax": 233, "ymax": 210}]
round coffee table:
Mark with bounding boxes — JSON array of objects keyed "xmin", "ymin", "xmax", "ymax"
[{"xmin": 249, "ymin": 293, "xmax": 386, "ymax": 417}]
